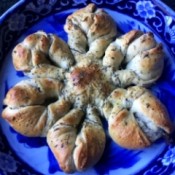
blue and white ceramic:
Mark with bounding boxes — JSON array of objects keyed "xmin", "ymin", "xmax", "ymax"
[{"xmin": 0, "ymin": 0, "xmax": 175, "ymax": 175}]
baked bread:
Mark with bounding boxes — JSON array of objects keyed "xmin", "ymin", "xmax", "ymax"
[
  {"xmin": 103, "ymin": 86, "xmax": 173, "ymax": 149},
  {"xmin": 2, "ymin": 78, "xmax": 72, "ymax": 136},
  {"xmin": 47, "ymin": 106, "xmax": 105, "ymax": 173},
  {"xmin": 63, "ymin": 62, "xmax": 115, "ymax": 109},
  {"xmin": 3, "ymin": 4, "xmax": 172, "ymax": 145},
  {"xmin": 26, "ymin": 64, "xmax": 65, "ymax": 80},
  {"xmin": 1, "ymin": 3, "xmax": 174, "ymax": 174},
  {"xmin": 64, "ymin": 3, "xmax": 117, "ymax": 62},
  {"xmin": 103, "ymin": 30, "xmax": 164, "ymax": 87},
  {"xmin": 12, "ymin": 31, "xmax": 74, "ymax": 72}
]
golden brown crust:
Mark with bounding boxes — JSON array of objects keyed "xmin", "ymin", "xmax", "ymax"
[
  {"xmin": 47, "ymin": 107, "xmax": 105, "ymax": 173},
  {"xmin": 117, "ymin": 30, "xmax": 143, "ymax": 51},
  {"xmin": 2, "ymin": 99, "xmax": 71, "ymax": 137},
  {"xmin": 103, "ymin": 86, "xmax": 173, "ymax": 149},
  {"xmin": 126, "ymin": 44, "xmax": 164, "ymax": 81},
  {"xmin": 74, "ymin": 121, "xmax": 105, "ymax": 171},
  {"xmin": 48, "ymin": 34, "xmax": 74, "ymax": 68},
  {"xmin": 125, "ymin": 32, "xmax": 157, "ymax": 63},
  {"xmin": 3, "ymin": 78, "xmax": 63, "ymax": 108},
  {"xmin": 70, "ymin": 64, "xmax": 101, "ymax": 90},
  {"xmin": 104, "ymin": 30, "xmax": 164, "ymax": 87},
  {"xmin": 47, "ymin": 109, "xmax": 83, "ymax": 173},
  {"xmin": 12, "ymin": 31, "xmax": 50, "ymax": 71},
  {"xmin": 2, "ymin": 106, "xmax": 47, "ymax": 137},
  {"xmin": 109, "ymin": 109, "xmax": 151, "ymax": 149},
  {"xmin": 132, "ymin": 90, "xmax": 173, "ymax": 134},
  {"xmin": 48, "ymin": 99, "xmax": 71, "ymax": 120},
  {"xmin": 73, "ymin": 107, "xmax": 105, "ymax": 171},
  {"xmin": 64, "ymin": 3, "xmax": 117, "ymax": 61},
  {"xmin": 1, "ymin": 78, "xmax": 71, "ymax": 137},
  {"xmin": 12, "ymin": 31, "xmax": 74, "ymax": 71},
  {"xmin": 65, "ymin": 63, "xmax": 115, "ymax": 108}
]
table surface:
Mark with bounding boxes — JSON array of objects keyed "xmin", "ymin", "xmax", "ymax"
[{"xmin": 0, "ymin": 0, "xmax": 175, "ymax": 16}]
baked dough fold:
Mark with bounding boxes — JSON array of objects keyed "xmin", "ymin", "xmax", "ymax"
[
  {"xmin": 47, "ymin": 106, "xmax": 105, "ymax": 173},
  {"xmin": 103, "ymin": 86, "xmax": 173, "ymax": 149}
]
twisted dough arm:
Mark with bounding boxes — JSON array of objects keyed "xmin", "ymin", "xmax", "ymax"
[
  {"xmin": 2, "ymin": 78, "xmax": 72, "ymax": 136},
  {"xmin": 103, "ymin": 86, "xmax": 173, "ymax": 149},
  {"xmin": 12, "ymin": 31, "xmax": 74, "ymax": 71},
  {"xmin": 103, "ymin": 30, "xmax": 143, "ymax": 69},
  {"xmin": 103, "ymin": 30, "xmax": 164, "ymax": 87},
  {"xmin": 26, "ymin": 64, "xmax": 65, "ymax": 80},
  {"xmin": 47, "ymin": 106, "xmax": 105, "ymax": 173},
  {"xmin": 64, "ymin": 3, "xmax": 117, "ymax": 62},
  {"xmin": 3, "ymin": 78, "xmax": 63, "ymax": 108},
  {"xmin": 125, "ymin": 86, "xmax": 173, "ymax": 134},
  {"xmin": 126, "ymin": 44, "xmax": 164, "ymax": 81}
]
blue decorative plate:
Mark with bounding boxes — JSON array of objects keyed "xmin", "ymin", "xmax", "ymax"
[{"xmin": 0, "ymin": 0, "xmax": 175, "ymax": 175}]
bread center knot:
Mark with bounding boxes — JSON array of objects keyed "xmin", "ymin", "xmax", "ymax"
[{"xmin": 70, "ymin": 64, "xmax": 100, "ymax": 88}]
